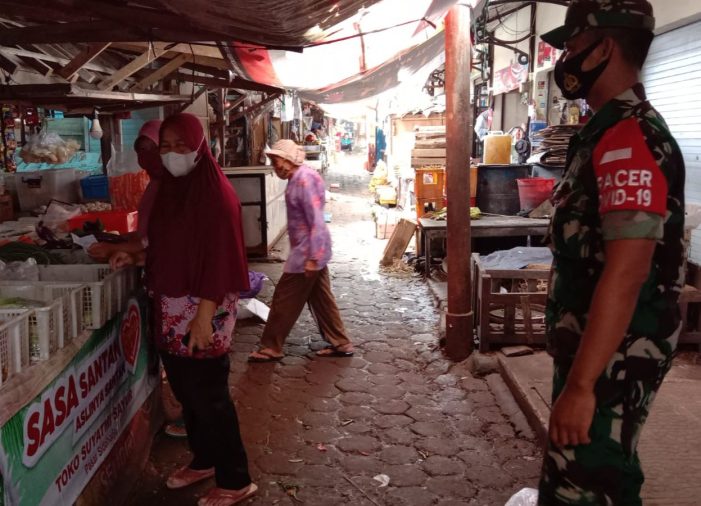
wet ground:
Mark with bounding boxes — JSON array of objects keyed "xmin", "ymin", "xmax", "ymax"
[{"xmin": 129, "ymin": 154, "xmax": 542, "ymax": 505}]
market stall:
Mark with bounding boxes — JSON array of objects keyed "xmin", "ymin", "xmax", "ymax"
[
  {"xmin": 0, "ymin": 61, "xmax": 192, "ymax": 506},
  {"xmin": 0, "ymin": 107, "xmax": 163, "ymax": 505}
]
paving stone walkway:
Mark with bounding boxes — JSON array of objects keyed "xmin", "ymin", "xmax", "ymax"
[{"xmin": 129, "ymin": 158, "xmax": 542, "ymax": 505}]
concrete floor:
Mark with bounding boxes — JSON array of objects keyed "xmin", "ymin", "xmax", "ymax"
[{"xmin": 499, "ymin": 350, "xmax": 701, "ymax": 506}]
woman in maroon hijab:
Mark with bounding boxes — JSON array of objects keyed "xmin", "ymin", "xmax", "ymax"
[{"xmin": 146, "ymin": 113, "xmax": 255, "ymax": 505}]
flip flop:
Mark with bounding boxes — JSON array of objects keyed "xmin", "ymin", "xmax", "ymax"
[
  {"xmin": 247, "ymin": 349, "xmax": 284, "ymax": 363},
  {"xmin": 315, "ymin": 345, "xmax": 354, "ymax": 358},
  {"xmin": 166, "ymin": 466, "xmax": 215, "ymax": 489},
  {"xmin": 198, "ymin": 483, "xmax": 258, "ymax": 506},
  {"xmin": 164, "ymin": 421, "xmax": 188, "ymax": 439}
]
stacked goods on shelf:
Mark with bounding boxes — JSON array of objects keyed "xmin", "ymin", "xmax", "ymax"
[
  {"xmin": 1, "ymin": 105, "xmax": 18, "ymax": 173},
  {"xmin": 530, "ymin": 124, "xmax": 582, "ymax": 166},
  {"xmin": 412, "ymin": 126, "xmax": 446, "ymax": 168}
]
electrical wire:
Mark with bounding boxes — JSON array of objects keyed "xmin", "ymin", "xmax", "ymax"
[{"xmin": 161, "ymin": 16, "xmax": 437, "ymax": 53}]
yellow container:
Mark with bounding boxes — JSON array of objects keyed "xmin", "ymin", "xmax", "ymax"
[{"xmin": 483, "ymin": 133, "xmax": 512, "ymax": 164}]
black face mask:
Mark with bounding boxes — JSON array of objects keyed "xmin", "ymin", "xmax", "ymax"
[{"xmin": 554, "ymin": 39, "xmax": 609, "ymax": 100}]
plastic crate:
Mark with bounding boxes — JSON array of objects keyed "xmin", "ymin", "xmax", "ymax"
[
  {"xmin": 68, "ymin": 211, "xmax": 138, "ymax": 235},
  {"xmin": 414, "ymin": 167, "xmax": 446, "ymax": 200},
  {"xmin": 0, "ymin": 312, "xmax": 31, "ymax": 386},
  {"xmin": 36, "ymin": 265, "xmax": 137, "ymax": 329},
  {"xmin": 15, "ymin": 169, "xmax": 78, "ymax": 212},
  {"xmin": 80, "ymin": 175, "xmax": 110, "ymax": 201},
  {"xmin": 0, "ymin": 284, "xmax": 84, "ymax": 361}
]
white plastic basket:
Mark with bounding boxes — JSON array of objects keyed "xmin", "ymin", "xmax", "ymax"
[
  {"xmin": 36, "ymin": 265, "xmax": 137, "ymax": 329},
  {"xmin": 0, "ymin": 284, "xmax": 84, "ymax": 361},
  {"xmin": 0, "ymin": 312, "xmax": 31, "ymax": 387}
]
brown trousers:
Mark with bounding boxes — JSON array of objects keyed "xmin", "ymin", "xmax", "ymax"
[{"xmin": 261, "ymin": 267, "xmax": 350, "ymax": 352}]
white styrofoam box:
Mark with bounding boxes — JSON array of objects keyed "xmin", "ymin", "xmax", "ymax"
[
  {"xmin": 0, "ymin": 284, "xmax": 84, "ymax": 361},
  {"xmin": 36, "ymin": 265, "xmax": 137, "ymax": 329},
  {"xmin": 0, "ymin": 312, "xmax": 31, "ymax": 386}
]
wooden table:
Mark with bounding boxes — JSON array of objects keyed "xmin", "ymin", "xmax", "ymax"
[{"xmin": 417, "ymin": 215, "xmax": 550, "ymax": 277}]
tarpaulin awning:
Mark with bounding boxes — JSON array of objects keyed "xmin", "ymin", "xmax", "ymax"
[{"xmin": 228, "ymin": 0, "xmax": 455, "ymax": 104}]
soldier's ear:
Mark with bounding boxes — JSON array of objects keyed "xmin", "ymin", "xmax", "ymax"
[{"xmin": 599, "ymin": 36, "xmax": 616, "ymax": 62}]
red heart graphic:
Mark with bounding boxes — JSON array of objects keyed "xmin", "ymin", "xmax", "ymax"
[{"xmin": 120, "ymin": 301, "xmax": 141, "ymax": 373}]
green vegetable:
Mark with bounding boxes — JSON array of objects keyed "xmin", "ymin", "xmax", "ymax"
[{"xmin": 0, "ymin": 297, "xmax": 46, "ymax": 309}]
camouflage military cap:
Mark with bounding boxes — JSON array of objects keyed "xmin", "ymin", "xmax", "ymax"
[{"xmin": 541, "ymin": 0, "xmax": 655, "ymax": 49}]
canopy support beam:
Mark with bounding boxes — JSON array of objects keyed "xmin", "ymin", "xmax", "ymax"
[{"xmin": 444, "ymin": 2, "xmax": 474, "ymax": 361}]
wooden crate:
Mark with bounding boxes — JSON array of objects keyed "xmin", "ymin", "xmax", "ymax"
[
  {"xmin": 414, "ymin": 167, "xmax": 445, "ymax": 200},
  {"xmin": 375, "ymin": 221, "xmax": 397, "ymax": 240},
  {"xmin": 381, "ymin": 219, "xmax": 417, "ymax": 266},
  {"xmin": 472, "ymin": 254, "xmax": 550, "ymax": 352}
]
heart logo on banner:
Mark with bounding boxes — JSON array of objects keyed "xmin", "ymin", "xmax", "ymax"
[{"xmin": 120, "ymin": 300, "xmax": 141, "ymax": 374}]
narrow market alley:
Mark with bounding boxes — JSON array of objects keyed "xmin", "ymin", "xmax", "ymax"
[{"xmin": 130, "ymin": 156, "xmax": 542, "ymax": 506}]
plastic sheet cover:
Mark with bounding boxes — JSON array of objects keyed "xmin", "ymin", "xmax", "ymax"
[
  {"xmin": 227, "ymin": 0, "xmax": 455, "ymax": 103},
  {"xmin": 480, "ymin": 247, "xmax": 553, "ymax": 271}
]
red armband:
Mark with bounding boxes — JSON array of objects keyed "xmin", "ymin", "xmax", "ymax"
[{"xmin": 593, "ymin": 117, "xmax": 667, "ymax": 216}]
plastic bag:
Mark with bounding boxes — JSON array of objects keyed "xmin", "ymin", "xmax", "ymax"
[
  {"xmin": 0, "ymin": 258, "xmax": 40, "ymax": 281},
  {"xmin": 106, "ymin": 144, "xmax": 141, "ymax": 177},
  {"xmin": 19, "ymin": 132, "xmax": 80, "ymax": 164},
  {"xmin": 239, "ymin": 271, "xmax": 267, "ymax": 299},
  {"xmin": 41, "ymin": 200, "xmax": 82, "ymax": 232},
  {"xmin": 109, "ymin": 172, "xmax": 150, "ymax": 211},
  {"xmin": 505, "ymin": 488, "xmax": 538, "ymax": 506}
]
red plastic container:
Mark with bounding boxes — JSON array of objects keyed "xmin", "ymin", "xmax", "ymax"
[
  {"xmin": 68, "ymin": 211, "xmax": 139, "ymax": 235},
  {"xmin": 516, "ymin": 178, "xmax": 555, "ymax": 211}
]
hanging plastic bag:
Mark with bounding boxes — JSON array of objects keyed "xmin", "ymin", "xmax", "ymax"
[
  {"xmin": 107, "ymin": 145, "xmax": 149, "ymax": 210},
  {"xmin": 505, "ymin": 488, "xmax": 539, "ymax": 506},
  {"xmin": 106, "ymin": 144, "xmax": 141, "ymax": 177}
]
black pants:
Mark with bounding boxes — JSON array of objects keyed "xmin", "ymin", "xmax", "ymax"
[{"xmin": 160, "ymin": 352, "xmax": 251, "ymax": 490}]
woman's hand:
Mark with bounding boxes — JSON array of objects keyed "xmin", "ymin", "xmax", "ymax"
[
  {"xmin": 186, "ymin": 299, "xmax": 217, "ymax": 355},
  {"xmin": 304, "ymin": 259, "xmax": 319, "ymax": 278},
  {"xmin": 88, "ymin": 242, "xmax": 117, "ymax": 261},
  {"xmin": 109, "ymin": 251, "xmax": 135, "ymax": 271},
  {"xmin": 185, "ymin": 314, "xmax": 214, "ymax": 355}
]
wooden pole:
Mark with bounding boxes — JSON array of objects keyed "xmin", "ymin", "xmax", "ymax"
[
  {"xmin": 445, "ymin": 2, "xmax": 473, "ymax": 360},
  {"xmin": 218, "ymin": 88, "xmax": 227, "ymax": 167}
]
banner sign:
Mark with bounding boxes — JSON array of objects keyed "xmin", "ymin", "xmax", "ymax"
[
  {"xmin": 493, "ymin": 62, "xmax": 529, "ymax": 95},
  {"xmin": 0, "ymin": 295, "xmax": 156, "ymax": 506},
  {"xmin": 537, "ymin": 41, "xmax": 555, "ymax": 69}
]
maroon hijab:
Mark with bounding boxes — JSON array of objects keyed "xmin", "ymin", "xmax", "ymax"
[
  {"xmin": 146, "ymin": 113, "xmax": 249, "ymax": 302},
  {"xmin": 135, "ymin": 119, "xmax": 163, "ymax": 240}
]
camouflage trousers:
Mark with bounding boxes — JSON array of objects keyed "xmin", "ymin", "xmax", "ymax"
[{"xmin": 538, "ymin": 328, "xmax": 679, "ymax": 505}]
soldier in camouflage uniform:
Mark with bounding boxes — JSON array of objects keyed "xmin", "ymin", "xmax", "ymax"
[{"xmin": 538, "ymin": 1, "xmax": 686, "ymax": 504}]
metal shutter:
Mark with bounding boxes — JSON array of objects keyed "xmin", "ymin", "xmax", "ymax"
[{"xmin": 642, "ymin": 21, "xmax": 701, "ymax": 204}]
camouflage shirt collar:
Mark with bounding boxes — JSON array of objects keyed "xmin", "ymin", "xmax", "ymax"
[{"xmin": 578, "ymin": 83, "xmax": 648, "ymax": 141}]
